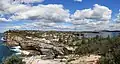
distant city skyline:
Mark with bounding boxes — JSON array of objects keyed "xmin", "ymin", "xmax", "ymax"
[{"xmin": 0, "ymin": 0, "xmax": 120, "ymax": 32}]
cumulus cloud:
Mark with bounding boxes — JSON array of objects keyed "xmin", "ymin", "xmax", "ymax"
[
  {"xmin": 71, "ymin": 4, "xmax": 112, "ymax": 30},
  {"xmin": 114, "ymin": 12, "xmax": 120, "ymax": 23},
  {"xmin": 109, "ymin": 23, "xmax": 120, "ymax": 30},
  {"xmin": 0, "ymin": 0, "xmax": 70, "ymax": 23},
  {"xmin": 0, "ymin": 0, "xmax": 72, "ymax": 31},
  {"xmin": 72, "ymin": 4, "xmax": 112, "ymax": 21},
  {"xmin": 17, "ymin": 21, "xmax": 74, "ymax": 31},
  {"xmin": 108, "ymin": 11, "xmax": 120, "ymax": 30},
  {"xmin": 0, "ymin": 0, "xmax": 43, "ymax": 14},
  {"xmin": 0, "ymin": 0, "xmax": 32, "ymax": 20},
  {"xmin": 11, "ymin": 4, "xmax": 70, "ymax": 22},
  {"xmin": 10, "ymin": 0, "xmax": 44, "ymax": 4},
  {"xmin": 74, "ymin": 0, "xmax": 82, "ymax": 2},
  {"xmin": 0, "ymin": 0, "xmax": 116, "ymax": 31},
  {"xmin": 0, "ymin": 18, "xmax": 11, "ymax": 22}
]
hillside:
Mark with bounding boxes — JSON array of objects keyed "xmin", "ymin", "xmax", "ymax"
[{"xmin": 4, "ymin": 30, "xmax": 120, "ymax": 64}]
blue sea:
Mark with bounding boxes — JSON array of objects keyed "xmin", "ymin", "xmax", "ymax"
[{"xmin": 0, "ymin": 33, "xmax": 13, "ymax": 63}]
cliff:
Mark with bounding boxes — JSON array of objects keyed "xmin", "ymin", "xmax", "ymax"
[
  {"xmin": 4, "ymin": 30, "xmax": 79, "ymax": 57},
  {"xmin": 4, "ymin": 30, "xmax": 103, "ymax": 64}
]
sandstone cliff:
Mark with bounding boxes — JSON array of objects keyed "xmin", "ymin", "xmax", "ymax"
[
  {"xmin": 4, "ymin": 30, "xmax": 79, "ymax": 57},
  {"xmin": 4, "ymin": 30, "xmax": 102, "ymax": 64}
]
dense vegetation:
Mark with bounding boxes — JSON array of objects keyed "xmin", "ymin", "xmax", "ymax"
[
  {"xmin": 74, "ymin": 36, "xmax": 120, "ymax": 64},
  {"xmin": 2, "ymin": 55, "xmax": 25, "ymax": 64}
]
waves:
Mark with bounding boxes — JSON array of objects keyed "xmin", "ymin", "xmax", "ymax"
[
  {"xmin": 10, "ymin": 46, "xmax": 30, "ymax": 55},
  {"xmin": 10, "ymin": 46, "xmax": 22, "ymax": 55},
  {"xmin": 0, "ymin": 37, "xmax": 6, "ymax": 42}
]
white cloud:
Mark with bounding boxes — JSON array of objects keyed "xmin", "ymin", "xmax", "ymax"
[
  {"xmin": 0, "ymin": 0, "xmax": 45, "ymax": 14},
  {"xmin": 10, "ymin": 26, "xmax": 22, "ymax": 29},
  {"xmin": 0, "ymin": 0, "xmax": 72, "ymax": 31},
  {"xmin": 71, "ymin": 4, "xmax": 112, "ymax": 30},
  {"xmin": 114, "ymin": 11, "xmax": 120, "ymax": 23},
  {"xmin": 74, "ymin": 0, "xmax": 82, "ymax": 2},
  {"xmin": 108, "ymin": 11, "xmax": 120, "ymax": 30},
  {"xmin": 11, "ymin": 4, "xmax": 70, "ymax": 22},
  {"xmin": 11, "ymin": 0, "xmax": 44, "ymax": 4},
  {"xmin": 18, "ymin": 21, "xmax": 74, "ymax": 31},
  {"xmin": 0, "ymin": 0, "xmax": 71, "ymax": 23},
  {"xmin": 0, "ymin": 0, "xmax": 117, "ymax": 31},
  {"xmin": 109, "ymin": 23, "xmax": 120, "ymax": 30},
  {"xmin": 0, "ymin": 0, "xmax": 33, "ymax": 14},
  {"xmin": 0, "ymin": 18, "xmax": 11, "ymax": 22},
  {"xmin": 72, "ymin": 4, "xmax": 112, "ymax": 21}
]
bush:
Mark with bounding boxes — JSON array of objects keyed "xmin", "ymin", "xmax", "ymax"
[
  {"xmin": 2, "ymin": 55, "xmax": 25, "ymax": 64},
  {"xmin": 74, "ymin": 36, "xmax": 120, "ymax": 64}
]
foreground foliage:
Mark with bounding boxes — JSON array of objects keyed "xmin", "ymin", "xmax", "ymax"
[
  {"xmin": 2, "ymin": 55, "xmax": 25, "ymax": 64},
  {"xmin": 74, "ymin": 36, "xmax": 120, "ymax": 64}
]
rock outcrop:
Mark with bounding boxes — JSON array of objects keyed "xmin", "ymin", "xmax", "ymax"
[
  {"xmin": 4, "ymin": 30, "xmax": 76, "ymax": 58},
  {"xmin": 4, "ymin": 30, "xmax": 102, "ymax": 64}
]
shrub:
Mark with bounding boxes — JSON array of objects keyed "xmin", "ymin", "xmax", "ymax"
[{"xmin": 2, "ymin": 55, "xmax": 25, "ymax": 64}]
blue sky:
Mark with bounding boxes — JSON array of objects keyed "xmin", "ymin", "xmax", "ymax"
[
  {"xmin": 42, "ymin": 0, "xmax": 120, "ymax": 15},
  {"xmin": 0, "ymin": 0, "xmax": 120, "ymax": 32}
]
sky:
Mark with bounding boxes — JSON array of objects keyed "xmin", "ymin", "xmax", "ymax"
[{"xmin": 0, "ymin": 0, "xmax": 120, "ymax": 32}]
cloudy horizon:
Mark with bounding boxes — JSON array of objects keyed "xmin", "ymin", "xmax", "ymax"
[{"xmin": 0, "ymin": 0, "xmax": 120, "ymax": 32}]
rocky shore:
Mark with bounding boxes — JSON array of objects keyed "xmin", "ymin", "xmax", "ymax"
[
  {"xmin": 4, "ymin": 30, "xmax": 74, "ymax": 56},
  {"xmin": 4, "ymin": 30, "xmax": 101, "ymax": 64}
]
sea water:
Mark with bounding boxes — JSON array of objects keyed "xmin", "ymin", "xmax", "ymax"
[{"xmin": 0, "ymin": 33, "xmax": 13, "ymax": 63}]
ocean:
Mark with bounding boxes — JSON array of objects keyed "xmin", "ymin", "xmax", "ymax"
[{"xmin": 0, "ymin": 33, "xmax": 13, "ymax": 63}]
